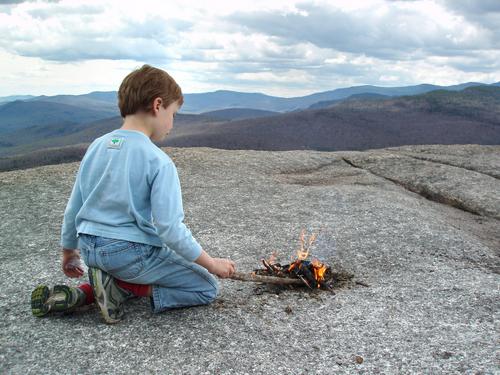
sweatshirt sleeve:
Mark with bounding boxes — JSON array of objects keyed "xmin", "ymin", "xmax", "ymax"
[
  {"xmin": 60, "ymin": 174, "xmax": 83, "ymax": 249},
  {"xmin": 150, "ymin": 161, "xmax": 202, "ymax": 262}
]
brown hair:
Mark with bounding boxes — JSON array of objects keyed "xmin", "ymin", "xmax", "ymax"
[{"xmin": 118, "ymin": 64, "xmax": 184, "ymax": 117}]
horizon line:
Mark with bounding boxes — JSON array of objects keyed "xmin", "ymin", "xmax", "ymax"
[{"xmin": 1, "ymin": 80, "xmax": 499, "ymax": 99}]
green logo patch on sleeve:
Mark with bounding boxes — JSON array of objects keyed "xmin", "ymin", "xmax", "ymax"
[{"xmin": 107, "ymin": 136, "xmax": 124, "ymax": 149}]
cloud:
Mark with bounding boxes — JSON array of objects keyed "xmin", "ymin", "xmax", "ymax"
[
  {"xmin": 14, "ymin": 38, "xmax": 169, "ymax": 62},
  {"xmin": 439, "ymin": 0, "xmax": 500, "ymax": 40},
  {"xmin": 440, "ymin": 0, "xmax": 500, "ymax": 14},
  {"xmin": 0, "ymin": 2, "xmax": 190, "ymax": 62},
  {"xmin": 226, "ymin": 1, "xmax": 495, "ymax": 60},
  {"xmin": 0, "ymin": 0, "xmax": 59, "ymax": 4},
  {"xmin": 0, "ymin": 0, "xmax": 499, "ymax": 97},
  {"xmin": 26, "ymin": 3, "xmax": 102, "ymax": 18},
  {"xmin": 0, "ymin": 0, "xmax": 30, "ymax": 3}
]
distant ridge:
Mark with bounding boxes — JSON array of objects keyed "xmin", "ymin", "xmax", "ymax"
[
  {"xmin": 200, "ymin": 108, "xmax": 279, "ymax": 120},
  {"xmin": 2, "ymin": 81, "xmax": 497, "ymax": 114},
  {"xmin": 28, "ymin": 91, "xmax": 118, "ymax": 112},
  {"xmin": 308, "ymin": 93, "xmax": 390, "ymax": 109},
  {"xmin": 0, "ymin": 113, "xmax": 222, "ymax": 157},
  {"xmin": 0, "ymin": 100, "xmax": 117, "ymax": 134},
  {"xmin": 180, "ymin": 82, "xmax": 491, "ymax": 113},
  {"xmin": 0, "ymin": 95, "xmax": 35, "ymax": 104}
]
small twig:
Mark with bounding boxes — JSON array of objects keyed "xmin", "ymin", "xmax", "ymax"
[
  {"xmin": 297, "ymin": 274, "xmax": 313, "ymax": 289},
  {"xmin": 263, "ymin": 259, "xmax": 282, "ymax": 274},
  {"xmin": 270, "ymin": 263, "xmax": 281, "ymax": 273},
  {"xmin": 261, "ymin": 259, "xmax": 275, "ymax": 274},
  {"xmin": 355, "ymin": 280, "xmax": 370, "ymax": 287}
]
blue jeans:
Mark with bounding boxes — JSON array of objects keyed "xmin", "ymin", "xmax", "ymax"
[{"xmin": 77, "ymin": 233, "xmax": 219, "ymax": 313}]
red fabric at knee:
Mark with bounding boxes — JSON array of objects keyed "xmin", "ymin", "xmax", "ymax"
[
  {"xmin": 77, "ymin": 283, "xmax": 95, "ymax": 305},
  {"xmin": 116, "ymin": 279, "xmax": 150, "ymax": 297}
]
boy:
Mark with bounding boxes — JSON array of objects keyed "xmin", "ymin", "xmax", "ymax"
[{"xmin": 31, "ymin": 65, "xmax": 236, "ymax": 323}]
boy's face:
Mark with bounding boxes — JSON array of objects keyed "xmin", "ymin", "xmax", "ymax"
[{"xmin": 151, "ymin": 99, "xmax": 180, "ymax": 142}]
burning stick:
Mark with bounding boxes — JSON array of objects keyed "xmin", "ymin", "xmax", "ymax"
[
  {"xmin": 230, "ymin": 272, "xmax": 304, "ymax": 286},
  {"xmin": 297, "ymin": 274, "xmax": 313, "ymax": 289}
]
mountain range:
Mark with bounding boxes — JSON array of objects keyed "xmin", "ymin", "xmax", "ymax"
[
  {"xmin": 0, "ymin": 81, "xmax": 499, "ymax": 166},
  {"xmin": 162, "ymin": 86, "xmax": 500, "ymax": 151},
  {"xmin": 2, "ymin": 81, "xmax": 499, "ymax": 116}
]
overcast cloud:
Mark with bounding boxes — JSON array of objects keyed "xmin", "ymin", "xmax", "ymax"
[{"xmin": 0, "ymin": 0, "xmax": 498, "ymax": 96}]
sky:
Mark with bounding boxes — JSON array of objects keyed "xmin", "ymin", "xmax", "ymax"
[{"xmin": 0, "ymin": 0, "xmax": 499, "ymax": 97}]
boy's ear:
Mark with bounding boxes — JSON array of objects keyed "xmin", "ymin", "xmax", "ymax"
[{"xmin": 152, "ymin": 97, "xmax": 162, "ymax": 114}]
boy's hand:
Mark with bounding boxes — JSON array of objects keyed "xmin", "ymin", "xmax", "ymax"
[
  {"xmin": 62, "ymin": 249, "xmax": 84, "ymax": 278},
  {"xmin": 209, "ymin": 258, "xmax": 236, "ymax": 278},
  {"xmin": 194, "ymin": 250, "xmax": 236, "ymax": 278}
]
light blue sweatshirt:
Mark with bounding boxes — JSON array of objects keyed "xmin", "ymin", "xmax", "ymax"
[{"xmin": 60, "ymin": 129, "xmax": 202, "ymax": 262}]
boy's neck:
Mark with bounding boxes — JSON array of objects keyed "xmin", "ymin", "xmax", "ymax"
[{"xmin": 120, "ymin": 113, "xmax": 153, "ymax": 139}]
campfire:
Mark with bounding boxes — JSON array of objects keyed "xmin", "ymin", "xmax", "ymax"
[
  {"xmin": 230, "ymin": 229, "xmax": 341, "ymax": 291},
  {"xmin": 257, "ymin": 229, "xmax": 331, "ymax": 289}
]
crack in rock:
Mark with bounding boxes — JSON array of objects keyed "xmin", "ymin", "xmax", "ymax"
[
  {"xmin": 276, "ymin": 160, "xmax": 339, "ymax": 175},
  {"xmin": 341, "ymin": 156, "xmax": 491, "ymax": 218},
  {"xmin": 399, "ymin": 153, "xmax": 500, "ymax": 180},
  {"xmin": 275, "ymin": 159, "xmax": 368, "ymax": 186}
]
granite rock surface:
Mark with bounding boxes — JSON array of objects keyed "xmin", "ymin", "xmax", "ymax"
[{"xmin": 0, "ymin": 144, "xmax": 498, "ymax": 374}]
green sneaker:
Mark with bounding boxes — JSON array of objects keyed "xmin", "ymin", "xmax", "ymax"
[
  {"xmin": 88, "ymin": 267, "xmax": 132, "ymax": 324},
  {"xmin": 31, "ymin": 284, "xmax": 85, "ymax": 317}
]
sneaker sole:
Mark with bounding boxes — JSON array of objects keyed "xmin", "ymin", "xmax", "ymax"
[
  {"xmin": 89, "ymin": 268, "xmax": 121, "ymax": 324},
  {"xmin": 32, "ymin": 285, "xmax": 79, "ymax": 317},
  {"xmin": 31, "ymin": 285, "xmax": 50, "ymax": 317},
  {"xmin": 50, "ymin": 285, "xmax": 76, "ymax": 312}
]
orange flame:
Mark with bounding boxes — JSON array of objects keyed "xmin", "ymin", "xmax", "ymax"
[
  {"xmin": 311, "ymin": 258, "xmax": 328, "ymax": 288},
  {"xmin": 296, "ymin": 229, "xmax": 318, "ymax": 260},
  {"xmin": 260, "ymin": 229, "xmax": 329, "ymax": 288}
]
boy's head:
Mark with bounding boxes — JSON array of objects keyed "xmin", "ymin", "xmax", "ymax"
[{"xmin": 118, "ymin": 64, "xmax": 183, "ymax": 118}]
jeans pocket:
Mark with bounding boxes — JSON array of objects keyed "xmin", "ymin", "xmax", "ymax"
[
  {"xmin": 95, "ymin": 236, "xmax": 128, "ymax": 247},
  {"xmin": 99, "ymin": 241, "xmax": 143, "ymax": 280}
]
